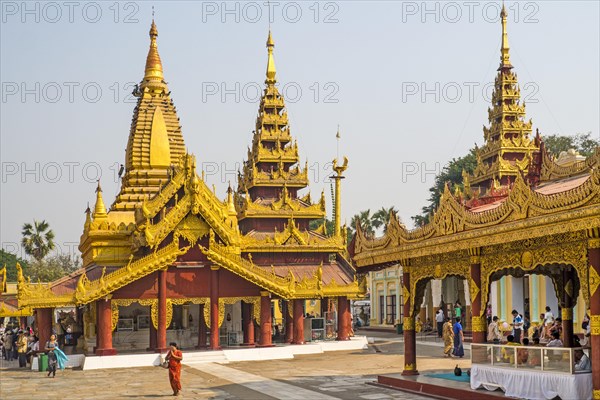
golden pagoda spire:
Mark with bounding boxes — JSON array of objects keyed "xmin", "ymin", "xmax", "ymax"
[
  {"xmin": 265, "ymin": 30, "xmax": 277, "ymax": 84},
  {"xmin": 468, "ymin": 3, "xmax": 537, "ymax": 190},
  {"xmin": 499, "ymin": 3, "xmax": 512, "ymax": 69},
  {"xmin": 93, "ymin": 181, "xmax": 108, "ymax": 220},
  {"xmin": 84, "ymin": 203, "xmax": 92, "ymax": 229},
  {"xmin": 142, "ymin": 19, "xmax": 166, "ymax": 90}
]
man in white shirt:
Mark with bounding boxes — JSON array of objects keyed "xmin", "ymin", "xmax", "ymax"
[{"xmin": 435, "ymin": 310, "xmax": 444, "ymax": 338}]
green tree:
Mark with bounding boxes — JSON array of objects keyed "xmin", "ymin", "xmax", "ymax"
[
  {"xmin": 21, "ymin": 220, "xmax": 55, "ymax": 261},
  {"xmin": 28, "ymin": 254, "xmax": 80, "ymax": 282},
  {"xmin": 411, "ymin": 149, "xmax": 477, "ymax": 226},
  {"xmin": 0, "ymin": 249, "xmax": 29, "ymax": 281},
  {"xmin": 543, "ymin": 132, "xmax": 599, "ymax": 157},
  {"xmin": 309, "ymin": 218, "xmax": 334, "ymax": 236},
  {"xmin": 350, "ymin": 210, "xmax": 375, "ymax": 238},
  {"xmin": 372, "ymin": 206, "xmax": 399, "ymax": 233}
]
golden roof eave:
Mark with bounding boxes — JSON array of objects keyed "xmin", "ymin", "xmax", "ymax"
[
  {"xmin": 353, "ymin": 168, "xmax": 600, "ymax": 267},
  {"xmin": 18, "ymin": 241, "xmax": 187, "ymax": 309}
]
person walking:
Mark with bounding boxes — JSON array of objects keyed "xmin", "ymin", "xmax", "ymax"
[
  {"xmin": 45, "ymin": 334, "xmax": 58, "ymax": 377},
  {"xmin": 166, "ymin": 342, "xmax": 183, "ymax": 396},
  {"xmin": 3, "ymin": 330, "xmax": 13, "ymax": 361},
  {"xmin": 435, "ymin": 309, "xmax": 444, "ymax": 338},
  {"xmin": 16, "ymin": 330, "xmax": 28, "ymax": 368},
  {"xmin": 442, "ymin": 317, "xmax": 454, "ymax": 358},
  {"xmin": 452, "ymin": 317, "xmax": 465, "ymax": 358},
  {"xmin": 487, "ymin": 316, "xmax": 502, "ymax": 343}
]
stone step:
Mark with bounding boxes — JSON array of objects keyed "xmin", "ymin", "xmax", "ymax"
[{"xmin": 183, "ymin": 350, "xmax": 228, "ymax": 364}]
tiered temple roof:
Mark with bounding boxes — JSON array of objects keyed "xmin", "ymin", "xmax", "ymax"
[
  {"xmin": 236, "ymin": 32, "xmax": 324, "ymax": 233},
  {"xmin": 468, "ymin": 5, "xmax": 538, "ymax": 191}
]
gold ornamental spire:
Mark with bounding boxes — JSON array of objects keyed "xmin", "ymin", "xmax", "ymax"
[
  {"xmin": 266, "ymin": 30, "xmax": 277, "ymax": 84},
  {"xmin": 499, "ymin": 4, "xmax": 512, "ymax": 69},
  {"xmin": 93, "ymin": 181, "xmax": 108, "ymax": 220},
  {"xmin": 143, "ymin": 19, "xmax": 165, "ymax": 88}
]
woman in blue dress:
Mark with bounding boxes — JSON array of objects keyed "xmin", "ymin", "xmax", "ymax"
[
  {"xmin": 452, "ymin": 317, "xmax": 465, "ymax": 358},
  {"xmin": 44, "ymin": 334, "xmax": 68, "ymax": 377}
]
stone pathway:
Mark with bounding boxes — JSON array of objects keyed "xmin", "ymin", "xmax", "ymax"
[{"xmin": 0, "ymin": 338, "xmax": 455, "ymax": 399}]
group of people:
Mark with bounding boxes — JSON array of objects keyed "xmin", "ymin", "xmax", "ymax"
[
  {"xmin": 440, "ymin": 315, "xmax": 465, "ymax": 358},
  {"xmin": 0, "ymin": 323, "xmax": 70, "ymax": 377},
  {"xmin": 1, "ymin": 325, "xmax": 39, "ymax": 368}
]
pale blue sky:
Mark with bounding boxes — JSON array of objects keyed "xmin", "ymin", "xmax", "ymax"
[{"xmin": 1, "ymin": 1, "xmax": 599, "ymax": 258}]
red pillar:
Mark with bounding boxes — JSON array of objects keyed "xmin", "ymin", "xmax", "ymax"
[
  {"xmin": 292, "ymin": 299, "xmax": 305, "ymax": 344},
  {"xmin": 470, "ymin": 250, "xmax": 485, "ymax": 343},
  {"xmin": 242, "ymin": 301, "xmax": 255, "ymax": 346},
  {"xmin": 210, "ymin": 266, "xmax": 220, "ymax": 350},
  {"xmin": 257, "ymin": 291, "xmax": 273, "ymax": 347},
  {"xmin": 96, "ymin": 299, "xmax": 117, "ymax": 356},
  {"xmin": 337, "ymin": 296, "xmax": 350, "ymax": 340},
  {"xmin": 285, "ymin": 301, "xmax": 294, "ymax": 343},
  {"xmin": 156, "ymin": 269, "xmax": 167, "ymax": 352},
  {"xmin": 587, "ymin": 231, "xmax": 600, "ymax": 398},
  {"xmin": 19, "ymin": 316, "xmax": 27, "ymax": 329},
  {"xmin": 36, "ymin": 308, "xmax": 53, "ymax": 350},
  {"xmin": 197, "ymin": 303, "xmax": 208, "ymax": 349},
  {"xmin": 402, "ymin": 269, "xmax": 418, "ymax": 376},
  {"xmin": 149, "ymin": 320, "xmax": 157, "ymax": 351}
]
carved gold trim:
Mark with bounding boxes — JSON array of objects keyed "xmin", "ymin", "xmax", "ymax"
[
  {"xmin": 403, "ymin": 317, "xmax": 415, "ymax": 331},
  {"xmin": 591, "ymin": 315, "xmax": 600, "ymax": 336},
  {"xmin": 590, "ymin": 265, "xmax": 600, "ymax": 297},
  {"xmin": 18, "ymin": 242, "xmax": 187, "ymax": 310},
  {"xmin": 354, "ymin": 167, "xmax": 600, "ymax": 267},
  {"xmin": 404, "ymin": 363, "xmax": 416, "ymax": 371},
  {"xmin": 471, "ymin": 316, "xmax": 487, "ymax": 333},
  {"xmin": 561, "ymin": 308, "xmax": 573, "ymax": 320}
]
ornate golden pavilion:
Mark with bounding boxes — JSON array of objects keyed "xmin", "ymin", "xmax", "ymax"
[
  {"xmin": 352, "ymin": 6, "xmax": 600, "ymax": 395},
  {"xmin": 16, "ymin": 21, "xmax": 363, "ymax": 355}
]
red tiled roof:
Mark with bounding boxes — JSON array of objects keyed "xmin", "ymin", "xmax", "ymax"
[{"xmin": 256, "ymin": 263, "xmax": 353, "ymax": 285}]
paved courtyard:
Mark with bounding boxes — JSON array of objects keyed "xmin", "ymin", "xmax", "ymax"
[{"xmin": 0, "ymin": 335, "xmax": 471, "ymax": 399}]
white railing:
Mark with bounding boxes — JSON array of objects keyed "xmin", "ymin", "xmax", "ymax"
[{"xmin": 471, "ymin": 343, "xmax": 590, "ymax": 375}]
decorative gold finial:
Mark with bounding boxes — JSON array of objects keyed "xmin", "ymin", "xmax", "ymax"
[
  {"xmin": 93, "ymin": 180, "xmax": 108, "ymax": 220},
  {"xmin": 332, "ymin": 156, "xmax": 349, "ymax": 238},
  {"xmin": 265, "ymin": 30, "xmax": 277, "ymax": 84},
  {"xmin": 143, "ymin": 19, "xmax": 165, "ymax": 89},
  {"xmin": 499, "ymin": 3, "xmax": 512, "ymax": 69}
]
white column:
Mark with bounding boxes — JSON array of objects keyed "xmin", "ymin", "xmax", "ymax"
[
  {"xmin": 463, "ymin": 279, "xmax": 471, "ymax": 305},
  {"xmin": 512, "ymin": 277, "xmax": 524, "ymax": 313},
  {"xmin": 431, "ymin": 279, "xmax": 442, "ymax": 309},
  {"xmin": 545, "ymin": 277, "xmax": 559, "ymax": 315},
  {"xmin": 490, "ymin": 280, "xmax": 498, "ymax": 319}
]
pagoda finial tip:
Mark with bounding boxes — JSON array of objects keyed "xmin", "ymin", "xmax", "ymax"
[
  {"xmin": 265, "ymin": 30, "xmax": 277, "ymax": 84},
  {"xmin": 143, "ymin": 16, "xmax": 165, "ymax": 89},
  {"xmin": 499, "ymin": 1, "xmax": 511, "ymax": 68}
]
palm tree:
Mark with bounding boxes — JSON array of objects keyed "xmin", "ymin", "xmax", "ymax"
[
  {"xmin": 21, "ymin": 220, "xmax": 55, "ymax": 261},
  {"xmin": 351, "ymin": 210, "xmax": 375, "ymax": 238},
  {"xmin": 372, "ymin": 206, "xmax": 398, "ymax": 233}
]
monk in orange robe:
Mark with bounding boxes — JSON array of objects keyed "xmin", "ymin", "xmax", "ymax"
[{"xmin": 166, "ymin": 342, "xmax": 183, "ymax": 396}]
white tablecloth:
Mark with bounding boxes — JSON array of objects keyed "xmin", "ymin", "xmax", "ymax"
[{"xmin": 470, "ymin": 364, "xmax": 592, "ymax": 400}]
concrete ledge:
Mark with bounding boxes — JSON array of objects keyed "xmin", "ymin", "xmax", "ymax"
[
  {"xmin": 82, "ymin": 353, "xmax": 161, "ymax": 370},
  {"xmin": 31, "ymin": 354, "xmax": 86, "ymax": 370},
  {"xmin": 73, "ymin": 335, "xmax": 369, "ymax": 370}
]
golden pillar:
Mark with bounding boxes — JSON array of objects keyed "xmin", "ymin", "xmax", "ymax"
[{"xmin": 332, "ymin": 157, "xmax": 348, "ymax": 238}]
